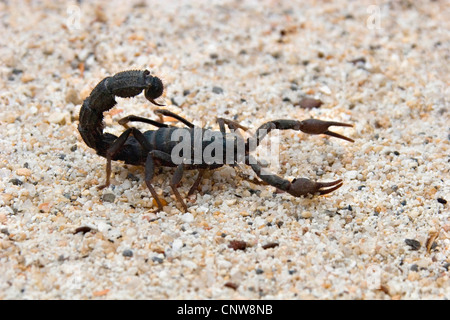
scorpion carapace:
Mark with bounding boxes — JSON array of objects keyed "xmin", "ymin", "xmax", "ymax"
[{"xmin": 78, "ymin": 70, "xmax": 354, "ymax": 212}]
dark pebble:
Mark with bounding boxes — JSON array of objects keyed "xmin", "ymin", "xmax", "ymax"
[
  {"xmin": 228, "ymin": 240, "xmax": 248, "ymax": 251},
  {"xmin": 349, "ymin": 57, "xmax": 366, "ymax": 65},
  {"xmin": 127, "ymin": 173, "xmax": 140, "ymax": 182},
  {"xmin": 262, "ymin": 242, "xmax": 279, "ymax": 249},
  {"xmin": 400, "ymin": 200, "xmax": 407, "ymax": 206},
  {"xmin": 405, "ymin": 239, "xmax": 421, "ymax": 250},
  {"xmin": 74, "ymin": 226, "xmax": 92, "ymax": 234},
  {"xmin": 212, "ymin": 86, "xmax": 224, "ymax": 94},
  {"xmin": 170, "ymin": 97, "xmax": 179, "ymax": 107},
  {"xmin": 70, "ymin": 145, "xmax": 77, "ymax": 152},
  {"xmin": 437, "ymin": 198, "xmax": 447, "ymax": 205},
  {"xmin": 288, "ymin": 269, "xmax": 297, "ymax": 275},
  {"xmin": 152, "ymin": 256, "xmax": 163, "ymax": 264},
  {"xmin": 101, "ymin": 193, "xmax": 115, "ymax": 203},
  {"xmin": 122, "ymin": 249, "xmax": 133, "ymax": 257},
  {"xmin": 255, "ymin": 268, "xmax": 264, "ymax": 274},
  {"xmin": 410, "ymin": 264, "xmax": 419, "ymax": 272},
  {"xmin": 297, "ymin": 97, "xmax": 322, "ymax": 109},
  {"xmin": 1, "ymin": 228, "xmax": 10, "ymax": 236},
  {"xmin": 12, "ymin": 68, "xmax": 23, "ymax": 75},
  {"xmin": 224, "ymin": 282, "xmax": 238, "ymax": 290},
  {"xmin": 9, "ymin": 178, "xmax": 23, "ymax": 186},
  {"xmin": 443, "ymin": 263, "xmax": 450, "ymax": 271}
]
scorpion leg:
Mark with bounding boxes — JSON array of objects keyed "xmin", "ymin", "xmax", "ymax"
[
  {"xmin": 216, "ymin": 117, "xmax": 249, "ymax": 136},
  {"xmin": 148, "ymin": 150, "xmax": 189, "ymax": 212},
  {"xmin": 98, "ymin": 128, "xmax": 133, "ymax": 190},
  {"xmin": 154, "ymin": 109, "xmax": 195, "ymax": 128},
  {"xmin": 117, "ymin": 115, "xmax": 169, "ymax": 129},
  {"xmin": 171, "ymin": 164, "xmax": 188, "ymax": 212},
  {"xmin": 187, "ymin": 169, "xmax": 205, "ymax": 197},
  {"xmin": 144, "ymin": 153, "xmax": 165, "ymax": 211}
]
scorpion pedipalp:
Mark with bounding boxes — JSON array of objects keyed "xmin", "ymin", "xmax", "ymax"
[
  {"xmin": 298, "ymin": 119, "xmax": 354, "ymax": 143},
  {"xmin": 287, "ymin": 178, "xmax": 343, "ymax": 197}
]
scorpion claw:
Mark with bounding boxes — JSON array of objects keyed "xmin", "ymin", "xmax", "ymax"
[
  {"xmin": 299, "ymin": 119, "xmax": 354, "ymax": 143},
  {"xmin": 149, "ymin": 99, "xmax": 165, "ymax": 107},
  {"xmin": 287, "ymin": 178, "xmax": 343, "ymax": 197}
]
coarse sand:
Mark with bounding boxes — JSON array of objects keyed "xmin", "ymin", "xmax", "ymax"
[{"xmin": 0, "ymin": 0, "xmax": 449, "ymax": 299}]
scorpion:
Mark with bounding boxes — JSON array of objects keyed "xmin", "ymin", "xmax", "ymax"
[{"xmin": 78, "ymin": 70, "xmax": 354, "ymax": 212}]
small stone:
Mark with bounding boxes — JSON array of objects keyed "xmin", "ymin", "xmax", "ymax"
[
  {"xmin": 65, "ymin": 88, "xmax": 82, "ymax": 105},
  {"xmin": 228, "ymin": 240, "xmax": 248, "ymax": 251},
  {"xmin": 255, "ymin": 268, "xmax": 264, "ymax": 274},
  {"xmin": 437, "ymin": 198, "xmax": 447, "ymax": 205},
  {"xmin": 212, "ymin": 86, "xmax": 223, "ymax": 94},
  {"xmin": 9, "ymin": 178, "xmax": 23, "ymax": 186},
  {"xmin": 16, "ymin": 168, "xmax": 32, "ymax": 176},
  {"xmin": 301, "ymin": 211, "xmax": 312, "ymax": 218},
  {"xmin": 21, "ymin": 74, "xmax": 34, "ymax": 83},
  {"xmin": 152, "ymin": 256, "xmax": 164, "ymax": 264},
  {"xmin": 224, "ymin": 282, "xmax": 238, "ymax": 290},
  {"xmin": 48, "ymin": 112, "xmax": 68, "ymax": 125},
  {"xmin": 410, "ymin": 264, "xmax": 419, "ymax": 272},
  {"xmin": 297, "ymin": 97, "xmax": 322, "ymax": 109},
  {"xmin": 349, "ymin": 57, "xmax": 366, "ymax": 65},
  {"xmin": 74, "ymin": 226, "xmax": 92, "ymax": 234},
  {"xmin": 262, "ymin": 242, "xmax": 279, "ymax": 249},
  {"xmin": 102, "ymin": 193, "xmax": 115, "ymax": 203},
  {"xmin": 122, "ymin": 249, "xmax": 133, "ymax": 257},
  {"xmin": 405, "ymin": 239, "xmax": 421, "ymax": 251},
  {"xmin": 172, "ymin": 239, "xmax": 183, "ymax": 252}
]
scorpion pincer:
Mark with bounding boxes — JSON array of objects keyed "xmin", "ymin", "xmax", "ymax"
[{"xmin": 78, "ymin": 70, "xmax": 354, "ymax": 212}]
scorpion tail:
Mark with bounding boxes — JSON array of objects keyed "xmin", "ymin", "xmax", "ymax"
[{"xmin": 78, "ymin": 70, "xmax": 164, "ymax": 155}]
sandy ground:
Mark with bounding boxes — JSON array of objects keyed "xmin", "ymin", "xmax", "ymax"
[{"xmin": 0, "ymin": 0, "xmax": 449, "ymax": 299}]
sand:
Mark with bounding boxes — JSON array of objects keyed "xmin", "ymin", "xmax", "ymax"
[{"xmin": 0, "ymin": 0, "xmax": 448, "ymax": 299}]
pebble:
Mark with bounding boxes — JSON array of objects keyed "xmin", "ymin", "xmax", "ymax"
[
  {"xmin": 297, "ymin": 97, "xmax": 322, "ymax": 109},
  {"xmin": 48, "ymin": 112, "xmax": 69, "ymax": 125},
  {"xmin": 228, "ymin": 240, "xmax": 248, "ymax": 251},
  {"xmin": 405, "ymin": 239, "xmax": 421, "ymax": 251},
  {"xmin": 65, "ymin": 88, "xmax": 82, "ymax": 105},
  {"xmin": 9, "ymin": 178, "xmax": 23, "ymax": 186},
  {"xmin": 102, "ymin": 193, "xmax": 116, "ymax": 203},
  {"xmin": 122, "ymin": 249, "xmax": 133, "ymax": 257},
  {"xmin": 212, "ymin": 86, "xmax": 224, "ymax": 94},
  {"xmin": 16, "ymin": 168, "xmax": 31, "ymax": 177}
]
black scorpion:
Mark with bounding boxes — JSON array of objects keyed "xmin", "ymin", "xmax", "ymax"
[{"xmin": 78, "ymin": 70, "xmax": 354, "ymax": 212}]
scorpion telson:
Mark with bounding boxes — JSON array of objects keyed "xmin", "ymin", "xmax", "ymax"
[{"xmin": 78, "ymin": 70, "xmax": 354, "ymax": 212}]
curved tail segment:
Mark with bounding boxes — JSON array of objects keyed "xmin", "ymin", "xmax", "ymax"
[{"xmin": 78, "ymin": 70, "xmax": 164, "ymax": 156}]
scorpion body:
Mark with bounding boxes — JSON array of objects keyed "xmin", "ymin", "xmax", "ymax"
[{"xmin": 78, "ymin": 70, "xmax": 354, "ymax": 212}]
